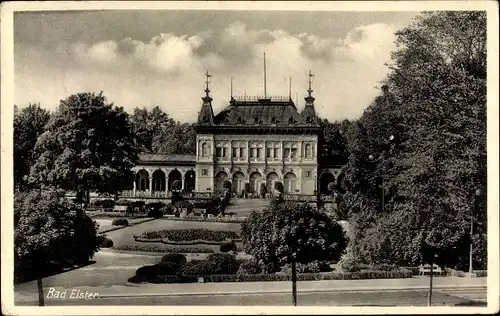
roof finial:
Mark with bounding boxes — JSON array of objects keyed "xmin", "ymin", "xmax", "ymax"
[
  {"xmin": 308, "ymin": 70, "xmax": 314, "ymax": 97},
  {"xmin": 230, "ymin": 77, "xmax": 233, "ymax": 99},
  {"xmin": 289, "ymin": 76, "xmax": 292, "ymax": 99},
  {"xmin": 205, "ymin": 70, "xmax": 212, "ymax": 97}
]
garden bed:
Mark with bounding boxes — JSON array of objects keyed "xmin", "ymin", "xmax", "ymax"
[
  {"xmin": 160, "ymin": 216, "xmax": 245, "ymax": 224},
  {"xmin": 152, "ymin": 269, "xmax": 413, "ymax": 283},
  {"xmin": 97, "ymin": 217, "xmax": 155, "ymax": 234},
  {"xmin": 133, "ymin": 237, "xmax": 241, "ymax": 245}
]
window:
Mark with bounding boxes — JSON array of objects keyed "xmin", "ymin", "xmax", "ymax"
[
  {"xmin": 250, "ymin": 148, "xmax": 255, "ymax": 158},
  {"xmin": 239, "ymin": 148, "xmax": 245, "ymax": 158},
  {"xmin": 223, "ymin": 148, "xmax": 227, "ymax": 158},
  {"xmin": 257, "ymin": 148, "xmax": 263, "ymax": 158},
  {"xmin": 202, "ymin": 169, "xmax": 208, "ymax": 176},
  {"xmin": 232, "ymin": 148, "xmax": 238, "ymax": 158},
  {"xmin": 306, "ymin": 117, "xmax": 313, "ymax": 123},
  {"xmin": 202, "ymin": 142, "xmax": 208, "ymax": 156},
  {"xmin": 271, "ymin": 117, "xmax": 278, "ymax": 124},
  {"xmin": 274, "ymin": 148, "xmax": 279, "ymax": 158},
  {"xmin": 267, "ymin": 148, "xmax": 273, "ymax": 158},
  {"xmin": 289, "ymin": 117, "xmax": 296, "ymax": 124},
  {"xmin": 284, "ymin": 148, "xmax": 291, "ymax": 158},
  {"xmin": 305, "ymin": 144, "xmax": 312, "ymax": 158},
  {"xmin": 306, "ymin": 171, "xmax": 311, "ymax": 178},
  {"xmin": 216, "ymin": 147, "xmax": 222, "ymax": 157},
  {"xmin": 237, "ymin": 117, "xmax": 243, "ymax": 124},
  {"xmin": 291, "ymin": 148, "xmax": 297, "ymax": 158}
]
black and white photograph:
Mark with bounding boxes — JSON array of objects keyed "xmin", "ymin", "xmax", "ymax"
[{"xmin": 1, "ymin": 1, "xmax": 498, "ymax": 315}]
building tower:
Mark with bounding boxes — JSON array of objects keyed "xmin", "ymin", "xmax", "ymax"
[
  {"xmin": 198, "ymin": 71, "xmax": 215, "ymax": 125},
  {"xmin": 301, "ymin": 70, "xmax": 318, "ymax": 125}
]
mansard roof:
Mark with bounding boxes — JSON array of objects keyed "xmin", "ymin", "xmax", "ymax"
[{"xmin": 212, "ymin": 96, "xmax": 318, "ymax": 127}]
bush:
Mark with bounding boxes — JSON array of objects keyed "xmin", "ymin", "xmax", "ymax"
[
  {"xmin": 373, "ymin": 263, "xmax": 398, "ymax": 271},
  {"xmin": 179, "ymin": 253, "xmax": 239, "ymax": 276},
  {"xmin": 92, "ymin": 199, "xmax": 115, "ymax": 208},
  {"xmin": 237, "ymin": 260, "xmax": 263, "ymax": 275},
  {"xmin": 112, "ymin": 244, "xmax": 214, "ymax": 253},
  {"xmin": 156, "ymin": 261, "xmax": 182, "ymax": 275},
  {"xmin": 171, "ymin": 194, "xmax": 184, "ymax": 205},
  {"xmin": 147, "ymin": 208, "xmax": 163, "ymax": 218},
  {"xmin": 100, "ymin": 238, "xmax": 114, "ymax": 248},
  {"xmin": 160, "ymin": 204, "xmax": 175, "ymax": 215},
  {"xmin": 112, "ymin": 218, "xmax": 129, "ymax": 226},
  {"xmin": 134, "ymin": 265, "xmax": 161, "ymax": 282},
  {"xmin": 161, "ymin": 253, "xmax": 187, "ymax": 266},
  {"xmin": 337, "ymin": 248, "xmax": 361, "ymax": 272},
  {"xmin": 140, "ymin": 229, "xmax": 239, "ymax": 242},
  {"xmin": 220, "ymin": 242, "xmax": 237, "ymax": 253},
  {"xmin": 274, "ymin": 181, "xmax": 284, "ymax": 194},
  {"xmin": 280, "ymin": 261, "xmax": 332, "ymax": 274}
]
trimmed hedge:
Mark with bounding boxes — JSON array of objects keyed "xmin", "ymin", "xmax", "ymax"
[
  {"xmin": 161, "ymin": 253, "xmax": 187, "ymax": 266},
  {"xmin": 112, "ymin": 244, "xmax": 215, "ymax": 253},
  {"xmin": 112, "ymin": 218, "xmax": 129, "ymax": 226},
  {"xmin": 160, "ymin": 216, "xmax": 245, "ymax": 224},
  {"xmin": 100, "ymin": 238, "xmax": 114, "ymax": 248},
  {"xmin": 139, "ymin": 229, "xmax": 239, "ymax": 242},
  {"xmin": 178, "ymin": 253, "xmax": 240, "ymax": 276},
  {"xmin": 115, "ymin": 199, "xmax": 133, "ymax": 206},
  {"xmin": 237, "ymin": 260, "xmax": 263, "ymax": 275},
  {"xmin": 154, "ymin": 269, "xmax": 413, "ymax": 283},
  {"xmin": 280, "ymin": 261, "xmax": 332, "ymax": 274},
  {"xmin": 92, "ymin": 199, "xmax": 115, "ymax": 208}
]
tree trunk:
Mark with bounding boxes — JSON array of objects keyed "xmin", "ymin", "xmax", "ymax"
[
  {"xmin": 428, "ymin": 263, "xmax": 433, "ymax": 306},
  {"xmin": 291, "ymin": 259, "xmax": 297, "ymax": 306},
  {"xmin": 37, "ymin": 278, "xmax": 44, "ymax": 306}
]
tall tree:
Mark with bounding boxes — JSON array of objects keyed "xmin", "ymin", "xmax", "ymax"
[
  {"xmin": 130, "ymin": 106, "xmax": 176, "ymax": 152},
  {"xmin": 14, "ymin": 103, "xmax": 51, "ymax": 191},
  {"xmin": 343, "ymin": 11, "xmax": 486, "ymax": 270},
  {"xmin": 28, "ymin": 92, "xmax": 139, "ymax": 204}
]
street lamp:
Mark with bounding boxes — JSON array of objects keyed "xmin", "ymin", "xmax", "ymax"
[{"xmin": 469, "ymin": 188, "xmax": 482, "ymax": 276}]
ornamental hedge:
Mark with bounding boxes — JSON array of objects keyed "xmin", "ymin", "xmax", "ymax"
[
  {"xmin": 113, "ymin": 244, "xmax": 215, "ymax": 253},
  {"xmin": 139, "ymin": 229, "xmax": 240, "ymax": 242},
  {"xmin": 153, "ymin": 269, "xmax": 413, "ymax": 283},
  {"xmin": 111, "ymin": 218, "xmax": 129, "ymax": 226}
]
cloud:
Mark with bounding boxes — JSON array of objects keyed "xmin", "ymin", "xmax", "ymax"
[{"xmin": 15, "ymin": 21, "xmax": 399, "ymax": 123}]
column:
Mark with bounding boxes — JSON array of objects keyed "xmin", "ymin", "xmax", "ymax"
[
  {"xmin": 246, "ymin": 140, "xmax": 250, "ymax": 162},
  {"xmin": 133, "ymin": 180, "xmax": 136, "ymax": 196},
  {"xmin": 165, "ymin": 175, "xmax": 169, "ymax": 195},
  {"xmin": 181, "ymin": 175, "xmax": 185, "ymax": 192},
  {"xmin": 149, "ymin": 176, "xmax": 153, "ymax": 196}
]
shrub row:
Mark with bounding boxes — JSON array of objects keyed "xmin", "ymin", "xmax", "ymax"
[
  {"xmin": 91, "ymin": 199, "xmax": 115, "ymax": 208},
  {"xmin": 153, "ymin": 269, "xmax": 413, "ymax": 283},
  {"xmin": 100, "ymin": 238, "xmax": 114, "ymax": 248},
  {"xmin": 279, "ymin": 261, "xmax": 332, "ymax": 274},
  {"xmin": 112, "ymin": 218, "xmax": 129, "ymax": 226},
  {"xmin": 112, "ymin": 244, "xmax": 215, "ymax": 253},
  {"xmin": 139, "ymin": 229, "xmax": 240, "ymax": 242}
]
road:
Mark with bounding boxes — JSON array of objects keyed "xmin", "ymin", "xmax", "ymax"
[{"xmin": 15, "ymin": 288, "xmax": 486, "ymax": 306}]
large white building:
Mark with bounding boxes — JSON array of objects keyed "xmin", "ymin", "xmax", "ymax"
[{"xmin": 128, "ymin": 72, "xmax": 344, "ymax": 199}]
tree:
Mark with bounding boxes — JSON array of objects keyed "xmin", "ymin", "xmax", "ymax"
[
  {"xmin": 342, "ymin": 11, "xmax": 486, "ymax": 272},
  {"xmin": 241, "ymin": 201, "xmax": 347, "ymax": 273},
  {"xmin": 14, "ymin": 103, "xmax": 51, "ymax": 191},
  {"xmin": 260, "ymin": 183, "xmax": 267, "ymax": 198},
  {"xmin": 273, "ymin": 181, "xmax": 284, "ymax": 195},
  {"xmin": 129, "ymin": 106, "xmax": 175, "ymax": 152},
  {"xmin": 28, "ymin": 92, "xmax": 139, "ymax": 205},
  {"xmin": 153, "ymin": 122, "xmax": 196, "ymax": 155},
  {"xmin": 14, "ymin": 190, "xmax": 101, "ymax": 304}
]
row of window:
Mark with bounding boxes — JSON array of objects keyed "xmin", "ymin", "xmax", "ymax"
[{"xmin": 204, "ymin": 143, "xmax": 314, "ymax": 158}]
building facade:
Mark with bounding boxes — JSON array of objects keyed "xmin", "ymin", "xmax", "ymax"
[{"xmin": 127, "ymin": 73, "xmax": 344, "ymax": 199}]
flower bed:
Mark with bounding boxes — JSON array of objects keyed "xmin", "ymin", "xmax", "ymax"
[
  {"xmin": 98, "ymin": 217, "xmax": 155, "ymax": 234},
  {"xmin": 139, "ymin": 229, "xmax": 240, "ymax": 242},
  {"xmin": 133, "ymin": 236, "xmax": 240, "ymax": 245},
  {"xmin": 113, "ymin": 244, "xmax": 215, "ymax": 253},
  {"xmin": 160, "ymin": 216, "xmax": 245, "ymax": 224},
  {"xmin": 153, "ymin": 269, "xmax": 413, "ymax": 283}
]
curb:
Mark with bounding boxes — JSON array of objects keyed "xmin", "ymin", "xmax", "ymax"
[{"xmin": 96, "ymin": 285, "xmax": 487, "ymax": 299}]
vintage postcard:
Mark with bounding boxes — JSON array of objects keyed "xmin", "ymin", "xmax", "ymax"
[{"xmin": 1, "ymin": 1, "xmax": 499, "ymax": 315}]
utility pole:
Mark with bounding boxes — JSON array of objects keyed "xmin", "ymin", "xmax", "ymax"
[{"xmin": 292, "ymin": 253, "xmax": 297, "ymax": 306}]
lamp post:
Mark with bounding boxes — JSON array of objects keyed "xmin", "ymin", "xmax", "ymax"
[{"xmin": 469, "ymin": 188, "xmax": 482, "ymax": 276}]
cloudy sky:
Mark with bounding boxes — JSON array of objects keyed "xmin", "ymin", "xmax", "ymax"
[{"xmin": 14, "ymin": 9, "xmax": 418, "ymax": 122}]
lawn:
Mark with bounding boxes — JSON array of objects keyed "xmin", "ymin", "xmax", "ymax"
[{"xmin": 103, "ymin": 218, "xmax": 242, "ymax": 252}]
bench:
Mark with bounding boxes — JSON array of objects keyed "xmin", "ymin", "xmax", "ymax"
[{"xmin": 419, "ymin": 264, "xmax": 444, "ymax": 276}]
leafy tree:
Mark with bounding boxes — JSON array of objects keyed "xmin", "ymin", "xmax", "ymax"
[
  {"xmin": 129, "ymin": 106, "xmax": 175, "ymax": 152},
  {"xmin": 342, "ymin": 11, "xmax": 486, "ymax": 270},
  {"xmin": 14, "ymin": 103, "xmax": 51, "ymax": 191},
  {"xmin": 14, "ymin": 190, "xmax": 101, "ymax": 283},
  {"xmin": 28, "ymin": 92, "xmax": 139, "ymax": 205},
  {"xmin": 241, "ymin": 201, "xmax": 347, "ymax": 273},
  {"xmin": 153, "ymin": 122, "xmax": 196, "ymax": 155}
]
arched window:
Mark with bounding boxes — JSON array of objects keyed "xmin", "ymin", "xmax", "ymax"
[
  {"xmin": 237, "ymin": 117, "xmax": 243, "ymax": 124},
  {"xmin": 289, "ymin": 116, "xmax": 297, "ymax": 124},
  {"xmin": 306, "ymin": 116, "xmax": 313, "ymax": 123},
  {"xmin": 202, "ymin": 142, "xmax": 209, "ymax": 156}
]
